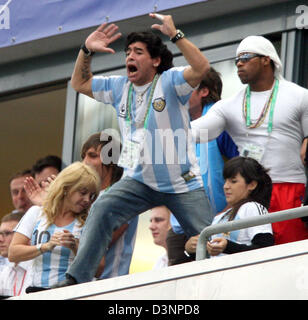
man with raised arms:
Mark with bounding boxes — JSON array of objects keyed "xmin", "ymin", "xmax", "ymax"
[{"xmin": 53, "ymin": 13, "xmax": 213, "ymax": 287}]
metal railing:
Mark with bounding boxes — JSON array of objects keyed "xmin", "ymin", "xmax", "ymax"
[{"xmin": 196, "ymin": 205, "xmax": 308, "ymax": 260}]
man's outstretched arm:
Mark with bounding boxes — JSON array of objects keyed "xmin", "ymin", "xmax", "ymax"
[{"xmin": 71, "ymin": 23, "xmax": 122, "ymax": 97}]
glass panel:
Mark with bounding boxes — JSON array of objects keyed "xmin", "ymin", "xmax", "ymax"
[
  {"xmin": 73, "ymin": 94, "xmax": 120, "ymax": 161},
  {"xmin": 212, "ymin": 59, "xmax": 244, "ymax": 99},
  {"xmin": 73, "ymin": 68, "xmax": 126, "ymax": 161},
  {"xmin": 0, "ymin": 86, "xmax": 66, "ymax": 215}
]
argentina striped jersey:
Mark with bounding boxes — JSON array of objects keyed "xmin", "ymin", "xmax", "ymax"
[
  {"xmin": 210, "ymin": 201, "xmax": 273, "ymax": 255},
  {"xmin": 92, "ymin": 67, "xmax": 203, "ymax": 193},
  {"xmin": 14, "ymin": 206, "xmax": 83, "ymax": 288}
]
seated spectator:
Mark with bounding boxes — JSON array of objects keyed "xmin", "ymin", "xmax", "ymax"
[
  {"xmin": 81, "ymin": 131, "xmax": 138, "ymax": 279},
  {"xmin": 149, "ymin": 206, "xmax": 171, "ymax": 269},
  {"xmin": 31, "ymin": 155, "xmax": 62, "ymax": 187},
  {"xmin": 185, "ymin": 156, "xmax": 274, "ymax": 258},
  {"xmin": 24, "ymin": 155, "xmax": 62, "ymax": 207},
  {"xmin": 9, "ymin": 170, "xmax": 32, "ymax": 212},
  {"xmin": 0, "ymin": 210, "xmax": 25, "ymax": 272},
  {"xmin": 8, "ymin": 162, "xmax": 100, "ymax": 292},
  {"xmin": 21, "ymin": 131, "xmax": 138, "ymax": 280},
  {"xmin": 0, "ymin": 212, "xmax": 31, "ymax": 298}
]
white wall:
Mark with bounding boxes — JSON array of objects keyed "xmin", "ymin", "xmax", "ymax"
[{"xmin": 12, "ymin": 239, "xmax": 308, "ymax": 300}]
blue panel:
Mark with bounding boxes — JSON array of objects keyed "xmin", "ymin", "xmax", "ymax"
[{"xmin": 0, "ymin": 0, "xmax": 205, "ymax": 48}]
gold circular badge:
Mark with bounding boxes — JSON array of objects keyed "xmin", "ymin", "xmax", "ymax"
[{"xmin": 153, "ymin": 98, "xmax": 166, "ymax": 112}]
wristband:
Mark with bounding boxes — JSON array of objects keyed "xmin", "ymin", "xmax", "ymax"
[
  {"xmin": 81, "ymin": 44, "xmax": 95, "ymax": 57},
  {"xmin": 184, "ymin": 250, "xmax": 191, "ymax": 257},
  {"xmin": 170, "ymin": 30, "xmax": 185, "ymax": 43},
  {"xmin": 36, "ymin": 243, "xmax": 44, "ymax": 254}
]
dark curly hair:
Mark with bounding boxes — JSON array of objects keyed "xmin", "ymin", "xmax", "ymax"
[
  {"xmin": 31, "ymin": 155, "xmax": 62, "ymax": 177},
  {"xmin": 223, "ymin": 156, "xmax": 272, "ymax": 220},
  {"xmin": 125, "ymin": 32, "xmax": 174, "ymax": 74}
]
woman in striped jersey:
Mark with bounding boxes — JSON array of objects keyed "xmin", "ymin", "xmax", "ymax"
[
  {"xmin": 9, "ymin": 162, "xmax": 100, "ymax": 292},
  {"xmin": 185, "ymin": 156, "xmax": 275, "ymax": 257}
]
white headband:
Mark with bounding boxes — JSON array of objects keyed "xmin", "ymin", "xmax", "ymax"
[{"xmin": 236, "ymin": 36, "xmax": 283, "ymax": 79}]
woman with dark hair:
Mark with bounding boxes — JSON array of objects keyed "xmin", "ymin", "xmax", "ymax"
[{"xmin": 185, "ymin": 156, "xmax": 274, "ymax": 257}]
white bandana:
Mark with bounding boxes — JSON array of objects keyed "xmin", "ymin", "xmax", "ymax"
[{"xmin": 236, "ymin": 35, "xmax": 283, "ymax": 79}]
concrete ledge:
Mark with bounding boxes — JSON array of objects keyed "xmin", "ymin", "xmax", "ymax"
[{"xmin": 10, "ymin": 239, "xmax": 308, "ymax": 300}]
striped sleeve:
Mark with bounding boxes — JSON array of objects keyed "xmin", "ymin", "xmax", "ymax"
[
  {"xmin": 237, "ymin": 202, "xmax": 273, "ymax": 240},
  {"xmin": 167, "ymin": 66, "xmax": 195, "ymax": 106},
  {"xmin": 14, "ymin": 206, "xmax": 42, "ymax": 239},
  {"xmin": 92, "ymin": 75, "xmax": 127, "ymax": 105}
]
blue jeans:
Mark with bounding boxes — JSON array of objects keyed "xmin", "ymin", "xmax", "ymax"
[{"xmin": 68, "ymin": 176, "xmax": 213, "ymax": 283}]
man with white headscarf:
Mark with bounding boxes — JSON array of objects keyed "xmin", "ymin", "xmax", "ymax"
[{"xmin": 192, "ymin": 35, "xmax": 308, "ymax": 245}]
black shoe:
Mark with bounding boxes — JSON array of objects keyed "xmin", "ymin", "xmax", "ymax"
[
  {"xmin": 51, "ymin": 274, "xmax": 77, "ymax": 289},
  {"xmin": 26, "ymin": 286, "xmax": 50, "ymax": 293}
]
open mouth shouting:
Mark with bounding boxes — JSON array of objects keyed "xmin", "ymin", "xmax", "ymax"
[{"xmin": 127, "ymin": 63, "xmax": 139, "ymax": 80}]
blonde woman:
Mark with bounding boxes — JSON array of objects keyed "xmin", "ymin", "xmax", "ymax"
[{"xmin": 9, "ymin": 162, "xmax": 100, "ymax": 292}]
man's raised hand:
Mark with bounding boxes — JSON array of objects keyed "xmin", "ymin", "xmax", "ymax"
[
  {"xmin": 149, "ymin": 13, "xmax": 177, "ymax": 39},
  {"xmin": 85, "ymin": 23, "xmax": 122, "ymax": 54}
]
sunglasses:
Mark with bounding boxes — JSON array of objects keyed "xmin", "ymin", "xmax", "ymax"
[{"xmin": 235, "ymin": 53, "xmax": 264, "ymax": 65}]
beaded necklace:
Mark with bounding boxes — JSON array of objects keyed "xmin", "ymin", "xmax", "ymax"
[
  {"xmin": 126, "ymin": 74, "xmax": 159, "ymax": 129},
  {"xmin": 242, "ymin": 79, "xmax": 279, "ymax": 133}
]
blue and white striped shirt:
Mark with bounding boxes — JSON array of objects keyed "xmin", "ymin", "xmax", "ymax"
[
  {"xmin": 15, "ymin": 206, "xmax": 83, "ymax": 288},
  {"xmin": 92, "ymin": 67, "xmax": 203, "ymax": 193}
]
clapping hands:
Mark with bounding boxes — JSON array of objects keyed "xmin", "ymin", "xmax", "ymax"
[{"xmin": 24, "ymin": 175, "xmax": 56, "ymax": 206}]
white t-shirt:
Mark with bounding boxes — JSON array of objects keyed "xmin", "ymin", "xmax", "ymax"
[
  {"xmin": 14, "ymin": 206, "xmax": 83, "ymax": 288},
  {"xmin": 192, "ymin": 79, "xmax": 308, "ymax": 183},
  {"xmin": 210, "ymin": 201, "xmax": 273, "ymax": 256}
]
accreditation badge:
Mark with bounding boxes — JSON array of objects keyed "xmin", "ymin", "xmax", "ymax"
[
  {"xmin": 240, "ymin": 143, "xmax": 265, "ymax": 162},
  {"xmin": 118, "ymin": 139, "xmax": 141, "ymax": 169}
]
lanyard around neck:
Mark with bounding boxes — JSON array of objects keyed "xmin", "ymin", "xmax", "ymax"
[
  {"xmin": 13, "ymin": 269, "xmax": 27, "ymax": 296},
  {"xmin": 126, "ymin": 74, "xmax": 159, "ymax": 130},
  {"xmin": 245, "ymin": 79, "xmax": 279, "ymax": 134}
]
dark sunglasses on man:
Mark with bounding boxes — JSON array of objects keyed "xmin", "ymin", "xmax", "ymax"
[{"xmin": 235, "ymin": 53, "xmax": 264, "ymax": 65}]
